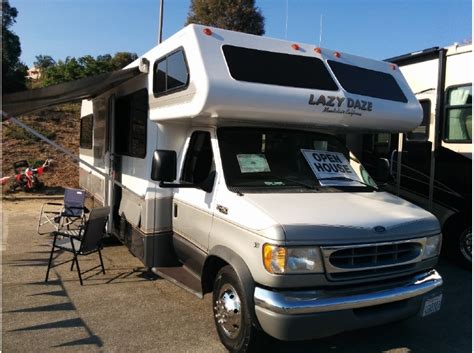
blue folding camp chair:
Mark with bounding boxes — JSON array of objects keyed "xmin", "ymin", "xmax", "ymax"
[{"xmin": 37, "ymin": 188, "xmax": 87, "ymax": 235}]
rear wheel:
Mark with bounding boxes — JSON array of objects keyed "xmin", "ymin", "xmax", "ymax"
[{"xmin": 212, "ymin": 265, "xmax": 263, "ymax": 352}]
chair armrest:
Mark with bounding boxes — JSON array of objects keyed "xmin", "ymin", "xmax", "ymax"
[
  {"xmin": 44, "ymin": 202, "xmax": 64, "ymax": 206},
  {"xmin": 62, "ymin": 206, "xmax": 87, "ymax": 217},
  {"xmin": 53, "ymin": 229, "xmax": 83, "ymax": 241},
  {"xmin": 40, "ymin": 202, "xmax": 64, "ymax": 214}
]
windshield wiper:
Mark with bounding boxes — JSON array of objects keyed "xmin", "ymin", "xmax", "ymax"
[
  {"xmin": 268, "ymin": 174, "xmax": 318, "ymax": 190},
  {"xmin": 318, "ymin": 177, "xmax": 378, "ymax": 190}
]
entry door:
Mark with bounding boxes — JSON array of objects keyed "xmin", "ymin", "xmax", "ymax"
[
  {"xmin": 397, "ymin": 99, "xmax": 433, "ymax": 203},
  {"xmin": 362, "ymin": 99, "xmax": 432, "ymax": 203},
  {"xmin": 172, "ymin": 130, "xmax": 217, "ymax": 251}
]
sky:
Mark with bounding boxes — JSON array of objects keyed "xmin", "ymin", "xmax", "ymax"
[{"xmin": 11, "ymin": 0, "xmax": 473, "ymax": 68}]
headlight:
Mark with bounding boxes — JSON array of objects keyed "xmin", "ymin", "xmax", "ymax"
[
  {"xmin": 263, "ymin": 244, "xmax": 324, "ymax": 274},
  {"xmin": 422, "ymin": 234, "xmax": 442, "ymax": 260}
]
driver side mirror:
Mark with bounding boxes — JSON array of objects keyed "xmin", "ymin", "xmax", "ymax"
[{"xmin": 151, "ymin": 150, "xmax": 177, "ymax": 182}]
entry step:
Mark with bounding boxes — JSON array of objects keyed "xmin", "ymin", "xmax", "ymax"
[{"xmin": 152, "ymin": 266, "xmax": 202, "ymax": 298}]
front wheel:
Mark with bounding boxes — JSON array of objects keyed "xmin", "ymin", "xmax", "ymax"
[
  {"xmin": 212, "ymin": 265, "xmax": 264, "ymax": 352},
  {"xmin": 456, "ymin": 227, "xmax": 472, "ymax": 270}
]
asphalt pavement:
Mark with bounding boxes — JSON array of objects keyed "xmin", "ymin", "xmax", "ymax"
[{"xmin": 2, "ymin": 199, "xmax": 472, "ymax": 352}]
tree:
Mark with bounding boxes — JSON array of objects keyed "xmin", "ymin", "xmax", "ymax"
[
  {"xmin": 34, "ymin": 55, "xmax": 56, "ymax": 71},
  {"xmin": 39, "ymin": 52, "xmax": 138, "ymax": 87},
  {"xmin": 186, "ymin": 0, "xmax": 265, "ymax": 35},
  {"xmin": 2, "ymin": 0, "xmax": 28, "ymax": 93},
  {"xmin": 111, "ymin": 52, "xmax": 138, "ymax": 70}
]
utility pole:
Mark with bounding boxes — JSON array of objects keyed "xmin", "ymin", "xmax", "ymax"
[
  {"xmin": 319, "ymin": 14, "xmax": 323, "ymax": 47},
  {"xmin": 158, "ymin": 0, "xmax": 164, "ymax": 44}
]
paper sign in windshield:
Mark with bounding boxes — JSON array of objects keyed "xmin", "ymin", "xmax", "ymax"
[
  {"xmin": 237, "ymin": 154, "xmax": 271, "ymax": 173},
  {"xmin": 301, "ymin": 149, "xmax": 362, "ymax": 186}
]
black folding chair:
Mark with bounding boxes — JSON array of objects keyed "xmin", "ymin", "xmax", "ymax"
[
  {"xmin": 45, "ymin": 206, "xmax": 110, "ymax": 286},
  {"xmin": 37, "ymin": 188, "xmax": 88, "ymax": 235}
]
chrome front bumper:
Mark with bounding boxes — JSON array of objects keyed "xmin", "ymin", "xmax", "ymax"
[{"xmin": 254, "ymin": 269, "xmax": 442, "ymax": 315}]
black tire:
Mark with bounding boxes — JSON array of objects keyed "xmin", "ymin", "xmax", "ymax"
[
  {"xmin": 212, "ymin": 265, "xmax": 263, "ymax": 352},
  {"xmin": 454, "ymin": 226, "xmax": 472, "ymax": 270},
  {"xmin": 35, "ymin": 181, "xmax": 45, "ymax": 191}
]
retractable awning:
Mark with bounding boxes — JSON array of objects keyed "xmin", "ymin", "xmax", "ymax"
[{"xmin": 2, "ymin": 67, "xmax": 143, "ymax": 116}]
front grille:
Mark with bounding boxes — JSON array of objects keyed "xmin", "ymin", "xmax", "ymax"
[
  {"xmin": 327, "ymin": 263, "xmax": 417, "ymax": 281},
  {"xmin": 322, "ymin": 239, "xmax": 425, "ymax": 281},
  {"xmin": 329, "ymin": 243, "xmax": 422, "ymax": 269}
]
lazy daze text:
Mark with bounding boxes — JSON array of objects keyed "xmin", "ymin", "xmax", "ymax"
[{"xmin": 308, "ymin": 94, "xmax": 373, "ymax": 117}]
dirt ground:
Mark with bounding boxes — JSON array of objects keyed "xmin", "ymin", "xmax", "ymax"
[{"xmin": 2, "ymin": 104, "xmax": 81, "ymax": 194}]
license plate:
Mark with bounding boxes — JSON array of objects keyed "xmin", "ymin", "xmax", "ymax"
[{"xmin": 422, "ymin": 294, "xmax": 442, "ymax": 317}]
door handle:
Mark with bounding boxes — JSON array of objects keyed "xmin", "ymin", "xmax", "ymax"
[
  {"xmin": 216, "ymin": 205, "xmax": 228, "ymax": 215},
  {"xmin": 173, "ymin": 203, "xmax": 178, "ymax": 218}
]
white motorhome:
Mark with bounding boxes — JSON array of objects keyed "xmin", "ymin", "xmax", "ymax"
[
  {"xmin": 4, "ymin": 25, "xmax": 444, "ymax": 352},
  {"xmin": 359, "ymin": 43, "xmax": 472, "ymax": 268}
]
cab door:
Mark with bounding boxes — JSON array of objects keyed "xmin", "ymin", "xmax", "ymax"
[{"xmin": 172, "ymin": 129, "xmax": 218, "ymax": 251}]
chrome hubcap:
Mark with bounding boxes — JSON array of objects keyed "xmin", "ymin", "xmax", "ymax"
[
  {"xmin": 214, "ymin": 283, "xmax": 241, "ymax": 339},
  {"xmin": 460, "ymin": 230, "xmax": 472, "ymax": 262}
]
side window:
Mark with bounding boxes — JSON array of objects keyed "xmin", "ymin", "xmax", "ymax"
[
  {"xmin": 407, "ymin": 100, "xmax": 430, "ymax": 141},
  {"xmin": 444, "ymin": 85, "xmax": 472, "ymax": 142},
  {"xmin": 115, "ymin": 89, "xmax": 148, "ymax": 158},
  {"xmin": 80, "ymin": 114, "xmax": 93, "ymax": 149},
  {"xmin": 181, "ymin": 131, "xmax": 214, "ymax": 184},
  {"xmin": 153, "ymin": 49, "xmax": 189, "ymax": 96}
]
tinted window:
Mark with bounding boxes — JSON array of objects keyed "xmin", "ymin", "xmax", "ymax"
[
  {"xmin": 328, "ymin": 60, "xmax": 408, "ymax": 102},
  {"xmin": 181, "ymin": 131, "xmax": 214, "ymax": 184},
  {"xmin": 154, "ymin": 60, "xmax": 167, "ymax": 94},
  {"xmin": 222, "ymin": 45, "xmax": 339, "ymax": 91},
  {"xmin": 444, "ymin": 85, "xmax": 472, "ymax": 142},
  {"xmin": 80, "ymin": 114, "xmax": 93, "ymax": 149},
  {"xmin": 167, "ymin": 51, "xmax": 188, "ymax": 90},
  {"xmin": 407, "ymin": 100, "xmax": 430, "ymax": 141},
  {"xmin": 115, "ymin": 89, "xmax": 148, "ymax": 158},
  {"xmin": 93, "ymin": 98, "xmax": 107, "ymax": 165},
  {"xmin": 153, "ymin": 49, "xmax": 189, "ymax": 96}
]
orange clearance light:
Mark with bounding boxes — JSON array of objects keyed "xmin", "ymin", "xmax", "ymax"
[
  {"xmin": 314, "ymin": 47, "xmax": 322, "ymax": 54},
  {"xmin": 390, "ymin": 63, "xmax": 397, "ymax": 70},
  {"xmin": 334, "ymin": 51, "xmax": 341, "ymax": 58},
  {"xmin": 203, "ymin": 28, "xmax": 213, "ymax": 36},
  {"xmin": 291, "ymin": 43, "xmax": 300, "ymax": 50}
]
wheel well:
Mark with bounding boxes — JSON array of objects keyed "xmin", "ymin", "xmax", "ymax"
[
  {"xmin": 442, "ymin": 212, "xmax": 471, "ymax": 237},
  {"xmin": 441, "ymin": 212, "xmax": 471, "ymax": 252},
  {"xmin": 201, "ymin": 256, "xmax": 228, "ymax": 294}
]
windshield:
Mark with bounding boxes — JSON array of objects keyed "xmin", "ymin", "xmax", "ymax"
[{"xmin": 217, "ymin": 127, "xmax": 378, "ymax": 192}]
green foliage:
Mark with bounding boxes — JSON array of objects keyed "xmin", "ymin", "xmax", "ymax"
[
  {"xmin": 33, "ymin": 55, "xmax": 55, "ymax": 70},
  {"xmin": 36, "ymin": 52, "xmax": 138, "ymax": 87},
  {"xmin": 186, "ymin": 0, "xmax": 265, "ymax": 35},
  {"xmin": 2, "ymin": 0, "xmax": 28, "ymax": 93},
  {"xmin": 4, "ymin": 122, "xmax": 56, "ymax": 144}
]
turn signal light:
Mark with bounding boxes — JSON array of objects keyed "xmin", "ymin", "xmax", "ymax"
[{"xmin": 263, "ymin": 244, "xmax": 286, "ymax": 274}]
